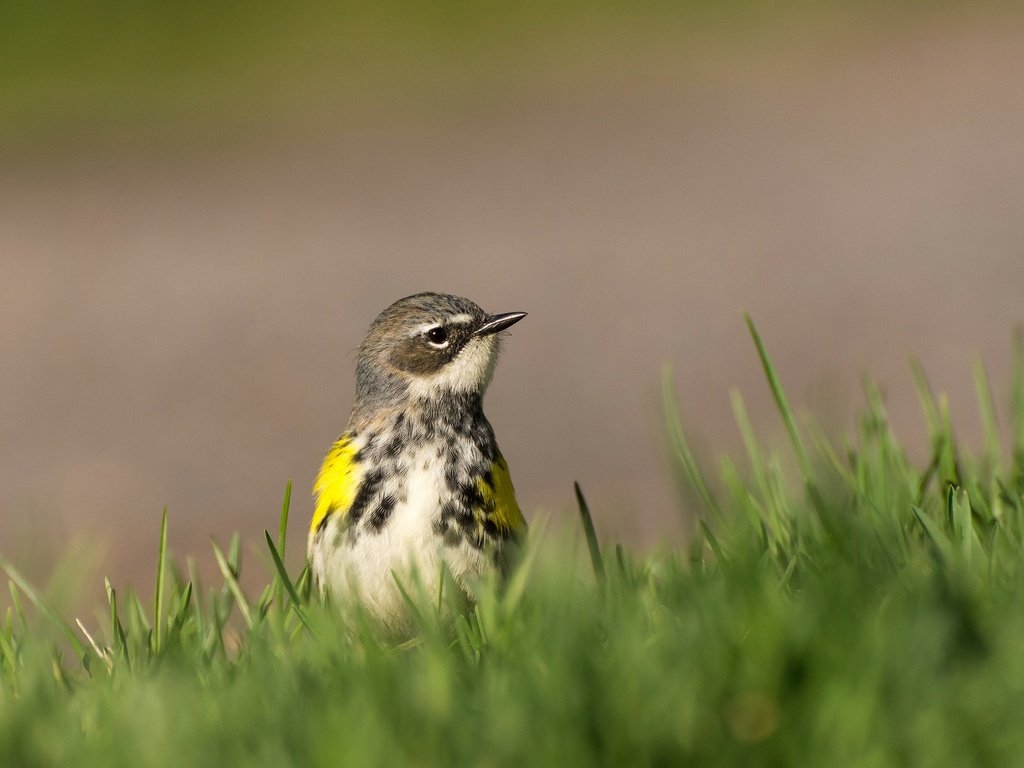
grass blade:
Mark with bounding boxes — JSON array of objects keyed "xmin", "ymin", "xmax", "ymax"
[
  {"xmin": 910, "ymin": 358, "xmax": 942, "ymax": 438},
  {"xmin": 731, "ymin": 389, "xmax": 771, "ymax": 498},
  {"xmin": 153, "ymin": 507, "xmax": 168, "ymax": 654},
  {"xmin": 278, "ymin": 480, "xmax": 292, "ymax": 558},
  {"xmin": 128, "ymin": 592, "xmax": 151, "ymax": 638},
  {"xmin": 212, "ymin": 541, "xmax": 254, "ymax": 630},
  {"xmin": 744, "ymin": 314, "xmax": 811, "ymax": 478},
  {"xmin": 264, "ymin": 530, "xmax": 311, "ymax": 630},
  {"xmin": 912, "ymin": 506, "xmax": 952, "ymax": 566},
  {"xmin": 0, "ymin": 556, "xmax": 89, "ymax": 668},
  {"xmin": 700, "ymin": 521, "xmax": 727, "ymax": 564},
  {"xmin": 170, "ymin": 582, "xmax": 194, "ymax": 635},
  {"xmin": 663, "ymin": 365, "xmax": 720, "ymax": 517},
  {"xmin": 501, "ymin": 516, "xmax": 546, "ymax": 615},
  {"xmin": 574, "ymin": 482, "xmax": 605, "ymax": 583},
  {"xmin": 1013, "ymin": 328, "xmax": 1024, "ymax": 470},
  {"xmin": 271, "ymin": 481, "xmax": 293, "ymax": 609},
  {"xmin": 105, "ymin": 578, "xmax": 130, "ymax": 667},
  {"xmin": 0, "ymin": 625, "xmax": 15, "ymax": 673},
  {"xmin": 8, "ymin": 582, "xmax": 27, "ymax": 633},
  {"xmin": 973, "ymin": 358, "xmax": 1001, "ymax": 475}
]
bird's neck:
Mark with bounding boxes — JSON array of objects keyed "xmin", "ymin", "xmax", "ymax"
[
  {"xmin": 414, "ymin": 389, "xmax": 485, "ymax": 425},
  {"xmin": 350, "ymin": 367, "xmax": 486, "ymax": 429}
]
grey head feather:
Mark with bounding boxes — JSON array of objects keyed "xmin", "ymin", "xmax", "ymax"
[{"xmin": 349, "ymin": 293, "xmax": 489, "ymax": 424}]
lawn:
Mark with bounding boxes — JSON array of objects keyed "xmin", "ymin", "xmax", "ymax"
[{"xmin": 3, "ymin": 319, "xmax": 1024, "ymax": 766}]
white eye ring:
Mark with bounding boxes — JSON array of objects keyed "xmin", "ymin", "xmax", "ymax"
[{"xmin": 425, "ymin": 325, "xmax": 449, "ymax": 348}]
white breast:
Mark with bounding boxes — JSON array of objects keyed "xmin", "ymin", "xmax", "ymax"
[{"xmin": 312, "ymin": 445, "xmax": 493, "ymax": 632}]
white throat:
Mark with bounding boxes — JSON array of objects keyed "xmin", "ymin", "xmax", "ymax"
[{"xmin": 406, "ymin": 335, "xmax": 499, "ymax": 398}]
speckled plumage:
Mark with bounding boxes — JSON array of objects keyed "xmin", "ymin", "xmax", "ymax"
[{"xmin": 309, "ymin": 293, "xmax": 526, "ymax": 632}]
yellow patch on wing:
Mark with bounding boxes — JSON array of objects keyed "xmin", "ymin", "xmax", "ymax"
[
  {"xmin": 477, "ymin": 454, "xmax": 525, "ymax": 534},
  {"xmin": 311, "ymin": 434, "xmax": 361, "ymax": 534}
]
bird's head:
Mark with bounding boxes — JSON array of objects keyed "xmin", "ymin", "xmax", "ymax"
[{"xmin": 354, "ymin": 292, "xmax": 526, "ymax": 412}]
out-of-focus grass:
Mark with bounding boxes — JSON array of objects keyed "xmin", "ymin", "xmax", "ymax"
[
  {"xmin": 0, "ymin": 0, "xmax": 937, "ymax": 145},
  {"xmin": 3, "ymin": 320, "xmax": 1024, "ymax": 766}
]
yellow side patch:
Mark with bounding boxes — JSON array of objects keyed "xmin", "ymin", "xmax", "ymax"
[
  {"xmin": 477, "ymin": 454, "xmax": 525, "ymax": 534},
  {"xmin": 311, "ymin": 435, "xmax": 361, "ymax": 534}
]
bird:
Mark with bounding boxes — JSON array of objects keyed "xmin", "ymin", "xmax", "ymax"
[{"xmin": 308, "ymin": 292, "xmax": 527, "ymax": 631}]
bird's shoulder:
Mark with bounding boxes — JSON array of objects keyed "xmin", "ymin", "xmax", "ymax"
[
  {"xmin": 478, "ymin": 453, "xmax": 526, "ymax": 535},
  {"xmin": 310, "ymin": 432, "xmax": 363, "ymax": 534}
]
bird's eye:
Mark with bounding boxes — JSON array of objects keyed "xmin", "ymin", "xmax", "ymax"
[{"xmin": 426, "ymin": 326, "xmax": 449, "ymax": 346}]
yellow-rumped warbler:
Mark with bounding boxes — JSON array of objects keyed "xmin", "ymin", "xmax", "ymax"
[{"xmin": 308, "ymin": 292, "xmax": 527, "ymax": 629}]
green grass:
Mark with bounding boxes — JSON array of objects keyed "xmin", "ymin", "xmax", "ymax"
[{"xmin": 4, "ymin": 321, "xmax": 1024, "ymax": 766}]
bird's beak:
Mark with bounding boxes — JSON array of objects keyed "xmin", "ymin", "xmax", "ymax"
[{"xmin": 473, "ymin": 311, "xmax": 527, "ymax": 337}]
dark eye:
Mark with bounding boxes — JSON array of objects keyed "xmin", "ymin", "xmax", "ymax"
[{"xmin": 426, "ymin": 326, "xmax": 449, "ymax": 345}]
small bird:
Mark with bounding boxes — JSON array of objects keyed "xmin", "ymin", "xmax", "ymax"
[{"xmin": 308, "ymin": 292, "xmax": 527, "ymax": 630}]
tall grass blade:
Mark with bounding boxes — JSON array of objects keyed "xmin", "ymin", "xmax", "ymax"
[
  {"xmin": 663, "ymin": 365, "xmax": 720, "ymax": 517},
  {"xmin": 105, "ymin": 578, "xmax": 130, "ymax": 667},
  {"xmin": 264, "ymin": 530, "xmax": 311, "ymax": 630},
  {"xmin": 153, "ymin": 507, "xmax": 168, "ymax": 654},
  {"xmin": 699, "ymin": 521, "xmax": 727, "ymax": 563},
  {"xmin": 0, "ymin": 625, "xmax": 15, "ymax": 673},
  {"xmin": 212, "ymin": 541, "xmax": 254, "ymax": 630},
  {"xmin": 730, "ymin": 389, "xmax": 770, "ymax": 498},
  {"xmin": 973, "ymin": 359, "xmax": 1001, "ymax": 475},
  {"xmin": 186, "ymin": 557, "xmax": 206, "ymax": 632},
  {"xmin": 938, "ymin": 395, "xmax": 962, "ymax": 486},
  {"xmin": 391, "ymin": 571, "xmax": 430, "ymax": 634},
  {"xmin": 278, "ymin": 480, "xmax": 292, "ymax": 559},
  {"xmin": 1013, "ymin": 328, "xmax": 1024, "ymax": 470},
  {"xmin": 169, "ymin": 582, "xmax": 194, "ymax": 636},
  {"xmin": 501, "ymin": 517, "xmax": 546, "ymax": 615},
  {"xmin": 910, "ymin": 358, "xmax": 942, "ymax": 436},
  {"xmin": 128, "ymin": 592, "xmax": 151, "ymax": 637},
  {"xmin": 744, "ymin": 314, "xmax": 811, "ymax": 478},
  {"xmin": 574, "ymin": 482, "xmax": 605, "ymax": 583},
  {"xmin": 8, "ymin": 582, "xmax": 28, "ymax": 633}
]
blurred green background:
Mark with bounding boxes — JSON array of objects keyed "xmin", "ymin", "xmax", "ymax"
[
  {"xmin": 2, "ymin": 0, "xmax": 761, "ymax": 144},
  {"xmin": 1, "ymin": 0, "xmax": 1022, "ymax": 595},
  {"xmin": 1, "ymin": 0, "xmax": 841, "ymax": 143}
]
